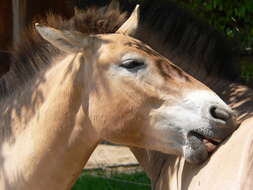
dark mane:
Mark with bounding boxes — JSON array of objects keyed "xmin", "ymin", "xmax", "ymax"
[
  {"xmin": 0, "ymin": 7, "xmax": 127, "ymax": 100},
  {"xmin": 133, "ymin": 0, "xmax": 240, "ymax": 82}
]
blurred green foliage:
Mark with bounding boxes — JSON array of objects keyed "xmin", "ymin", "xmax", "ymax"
[{"xmin": 177, "ymin": 0, "xmax": 253, "ymax": 53}]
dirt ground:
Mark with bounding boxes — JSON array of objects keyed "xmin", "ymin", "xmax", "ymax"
[{"xmin": 85, "ymin": 144, "xmax": 139, "ymax": 170}]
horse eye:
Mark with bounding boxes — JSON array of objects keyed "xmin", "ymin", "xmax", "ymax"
[{"xmin": 119, "ymin": 59, "xmax": 145, "ymax": 71}]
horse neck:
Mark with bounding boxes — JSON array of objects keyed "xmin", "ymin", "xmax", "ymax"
[{"xmin": 0, "ymin": 53, "xmax": 100, "ymax": 190}]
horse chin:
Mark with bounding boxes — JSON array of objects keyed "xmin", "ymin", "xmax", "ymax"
[{"xmin": 183, "ymin": 135, "xmax": 209, "ymax": 164}]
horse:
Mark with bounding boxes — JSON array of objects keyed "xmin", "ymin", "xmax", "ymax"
[
  {"xmin": 102, "ymin": 0, "xmax": 252, "ymax": 189},
  {"xmin": 0, "ymin": 4, "xmax": 237, "ymax": 190}
]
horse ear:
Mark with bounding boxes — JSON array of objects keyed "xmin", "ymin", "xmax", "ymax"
[
  {"xmin": 108, "ymin": 0, "xmax": 120, "ymax": 11},
  {"xmin": 35, "ymin": 23, "xmax": 98, "ymax": 53},
  {"xmin": 116, "ymin": 4, "xmax": 139, "ymax": 36}
]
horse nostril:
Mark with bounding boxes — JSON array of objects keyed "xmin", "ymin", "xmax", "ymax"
[{"xmin": 209, "ymin": 106, "xmax": 231, "ymax": 122}]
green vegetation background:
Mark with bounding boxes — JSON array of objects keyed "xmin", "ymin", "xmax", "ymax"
[{"xmin": 178, "ymin": 0, "xmax": 253, "ymax": 54}]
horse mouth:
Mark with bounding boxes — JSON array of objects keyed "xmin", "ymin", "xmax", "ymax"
[{"xmin": 190, "ymin": 131, "xmax": 221, "ymax": 153}]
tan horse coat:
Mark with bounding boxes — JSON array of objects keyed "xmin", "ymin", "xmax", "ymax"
[{"xmin": 0, "ymin": 5, "xmax": 237, "ymax": 190}]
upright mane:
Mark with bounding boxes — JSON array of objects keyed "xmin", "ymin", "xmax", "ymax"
[{"xmin": 0, "ymin": 7, "xmax": 127, "ymax": 101}]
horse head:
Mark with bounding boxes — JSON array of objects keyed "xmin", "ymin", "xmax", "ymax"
[{"xmin": 35, "ymin": 5, "xmax": 238, "ymax": 164}]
